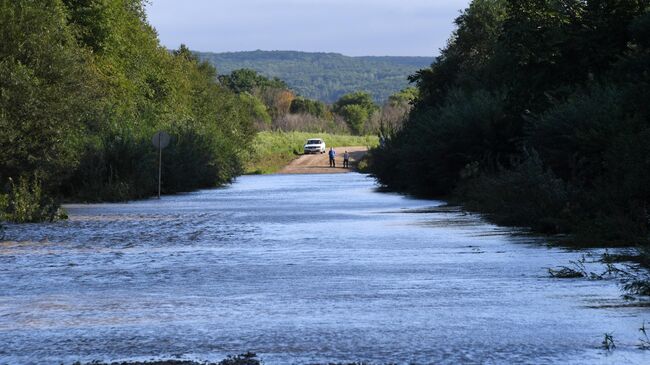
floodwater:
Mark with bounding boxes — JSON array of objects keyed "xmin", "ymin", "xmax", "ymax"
[{"xmin": 0, "ymin": 173, "xmax": 648, "ymax": 365}]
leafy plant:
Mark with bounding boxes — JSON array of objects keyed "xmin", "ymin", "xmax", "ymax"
[{"xmin": 1, "ymin": 175, "xmax": 66, "ymax": 223}]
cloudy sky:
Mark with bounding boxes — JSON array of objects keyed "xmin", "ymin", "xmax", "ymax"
[{"xmin": 145, "ymin": 0, "xmax": 471, "ymax": 57}]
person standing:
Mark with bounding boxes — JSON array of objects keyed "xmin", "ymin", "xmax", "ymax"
[
  {"xmin": 343, "ymin": 150, "xmax": 350, "ymax": 168},
  {"xmin": 328, "ymin": 147, "xmax": 336, "ymax": 167}
]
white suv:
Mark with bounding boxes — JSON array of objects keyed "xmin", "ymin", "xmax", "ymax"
[{"xmin": 303, "ymin": 138, "xmax": 326, "ymax": 154}]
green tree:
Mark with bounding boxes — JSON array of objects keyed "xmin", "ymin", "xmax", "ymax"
[
  {"xmin": 218, "ymin": 68, "xmax": 287, "ymax": 94},
  {"xmin": 370, "ymin": 0, "xmax": 650, "ymax": 244},
  {"xmin": 333, "ymin": 91, "xmax": 378, "ymax": 135},
  {"xmin": 339, "ymin": 105, "xmax": 369, "ymax": 135},
  {"xmin": 0, "ymin": 0, "xmax": 98, "ymax": 189},
  {"xmin": 240, "ymin": 92, "xmax": 272, "ymax": 126},
  {"xmin": 1, "ymin": 0, "xmax": 258, "ymax": 216},
  {"xmin": 333, "ymin": 91, "xmax": 377, "ymax": 113},
  {"xmin": 289, "ymin": 97, "xmax": 329, "ymax": 118},
  {"xmin": 387, "ymin": 87, "xmax": 418, "ymax": 106}
]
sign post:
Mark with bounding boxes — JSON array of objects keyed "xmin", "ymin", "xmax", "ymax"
[{"xmin": 151, "ymin": 131, "xmax": 170, "ymax": 199}]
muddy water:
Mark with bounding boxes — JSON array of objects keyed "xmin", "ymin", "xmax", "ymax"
[{"xmin": 0, "ymin": 174, "xmax": 648, "ymax": 364}]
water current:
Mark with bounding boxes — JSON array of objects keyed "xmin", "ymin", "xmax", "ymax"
[{"xmin": 1, "ymin": 173, "xmax": 648, "ymax": 364}]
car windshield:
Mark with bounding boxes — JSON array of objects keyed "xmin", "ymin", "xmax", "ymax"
[{"xmin": 306, "ymin": 140, "xmax": 322, "ymax": 145}]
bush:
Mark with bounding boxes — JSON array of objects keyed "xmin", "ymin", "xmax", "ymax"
[
  {"xmin": 455, "ymin": 150, "xmax": 569, "ymax": 233},
  {"xmin": 1, "ymin": 175, "xmax": 66, "ymax": 223},
  {"xmin": 529, "ymin": 83, "xmax": 650, "ymax": 243},
  {"xmin": 371, "ymin": 89, "xmax": 508, "ymax": 196}
]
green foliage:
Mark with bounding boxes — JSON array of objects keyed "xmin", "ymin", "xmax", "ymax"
[
  {"xmin": 372, "ymin": 89, "xmax": 507, "ymax": 195},
  {"xmin": 530, "ymin": 82, "xmax": 650, "ymax": 241},
  {"xmin": 0, "ymin": 0, "xmax": 257, "ymax": 215},
  {"xmin": 196, "ymin": 50, "xmax": 432, "ymax": 103},
  {"xmin": 0, "ymin": 0, "xmax": 97, "ymax": 190},
  {"xmin": 289, "ymin": 97, "xmax": 329, "ymax": 119},
  {"xmin": 219, "ymin": 68, "xmax": 295, "ymax": 121},
  {"xmin": 338, "ymin": 105, "xmax": 368, "ymax": 135},
  {"xmin": 333, "ymin": 91, "xmax": 377, "ymax": 113},
  {"xmin": 218, "ymin": 68, "xmax": 287, "ymax": 94},
  {"xmin": 240, "ymin": 92, "xmax": 272, "ymax": 126},
  {"xmin": 271, "ymin": 113, "xmax": 349, "ymax": 135},
  {"xmin": 410, "ymin": 0, "xmax": 506, "ymax": 106},
  {"xmin": 370, "ymin": 0, "xmax": 650, "ymax": 244},
  {"xmin": 456, "ymin": 150, "xmax": 569, "ymax": 233},
  {"xmin": 333, "ymin": 92, "xmax": 378, "ymax": 135},
  {"xmin": 1, "ymin": 175, "xmax": 66, "ymax": 223},
  {"xmin": 387, "ymin": 87, "xmax": 418, "ymax": 106}
]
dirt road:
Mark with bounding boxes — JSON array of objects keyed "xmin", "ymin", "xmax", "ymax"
[{"xmin": 278, "ymin": 146, "xmax": 368, "ymax": 174}]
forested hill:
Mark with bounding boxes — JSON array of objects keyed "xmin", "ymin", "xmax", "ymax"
[{"xmin": 195, "ymin": 50, "xmax": 433, "ymax": 103}]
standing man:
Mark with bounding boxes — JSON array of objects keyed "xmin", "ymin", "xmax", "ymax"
[
  {"xmin": 343, "ymin": 150, "xmax": 350, "ymax": 168},
  {"xmin": 328, "ymin": 147, "xmax": 336, "ymax": 167}
]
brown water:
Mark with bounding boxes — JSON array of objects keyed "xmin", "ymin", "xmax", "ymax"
[{"xmin": 0, "ymin": 173, "xmax": 648, "ymax": 364}]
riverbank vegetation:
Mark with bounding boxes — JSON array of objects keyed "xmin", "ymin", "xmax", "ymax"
[
  {"xmin": 216, "ymin": 67, "xmax": 415, "ymax": 137},
  {"xmin": 0, "ymin": 0, "xmax": 257, "ymax": 220},
  {"xmin": 370, "ymin": 1, "xmax": 650, "ymax": 253}
]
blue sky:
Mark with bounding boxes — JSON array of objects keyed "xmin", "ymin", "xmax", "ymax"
[{"xmin": 145, "ymin": 0, "xmax": 471, "ymax": 57}]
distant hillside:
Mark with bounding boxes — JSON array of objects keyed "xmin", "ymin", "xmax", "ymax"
[{"xmin": 195, "ymin": 50, "xmax": 433, "ymax": 103}]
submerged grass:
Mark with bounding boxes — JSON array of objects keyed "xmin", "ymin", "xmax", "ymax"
[
  {"xmin": 602, "ymin": 333, "xmax": 616, "ymax": 351},
  {"xmin": 547, "ymin": 249, "xmax": 650, "ymax": 301},
  {"xmin": 245, "ymin": 131, "xmax": 378, "ymax": 174},
  {"xmin": 77, "ymin": 352, "xmax": 388, "ymax": 365}
]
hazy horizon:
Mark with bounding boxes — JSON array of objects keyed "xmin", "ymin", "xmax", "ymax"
[
  {"xmin": 191, "ymin": 49, "xmax": 434, "ymax": 58},
  {"xmin": 145, "ymin": 0, "xmax": 471, "ymax": 57}
]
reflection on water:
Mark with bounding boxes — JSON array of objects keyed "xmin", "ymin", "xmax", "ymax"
[{"xmin": 0, "ymin": 174, "xmax": 648, "ymax": 364}]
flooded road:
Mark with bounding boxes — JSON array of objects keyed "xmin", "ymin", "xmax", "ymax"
[{"xmin": 0, "ymin": 173, "xmax": 648, "ymax": 364}]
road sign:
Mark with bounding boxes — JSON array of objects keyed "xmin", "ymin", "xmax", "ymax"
[
  {"xmin": 152, "ymin": 131, "xmax": 170, "ymax": 149},
  {"xmin": 152, "ymin": 131, "xmax": 170, "ymax": 199}
]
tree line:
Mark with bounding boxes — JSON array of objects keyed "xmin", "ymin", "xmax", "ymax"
[
  {"xmin": 217, "ymin": 68, "xmax": 417, "ymax": 136},
  {"xmin": 196, "ymin": 50, "xmax": 431, "ymax": 103},
  {"xmin": 0, "ymin": 0, "xmax": 417, "ymax": 224},
  {"xmin": 0, "ymin": 0, "xmax": 257, "ymax": 222},
  {"xmin": 370, "ymin": 0, "xmax": 650, "ymax": 244}
]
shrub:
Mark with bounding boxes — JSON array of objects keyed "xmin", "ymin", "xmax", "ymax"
[
  {"xmin": 455, "ymin": 150, "xmax": 569, "ymax": 233},
  {"xmin": 1, "ymin": 175, "xmax": 66, "ymax": 223},
  {"xmin": 371, "ymin": 89, "xmax": 508, "ymax": 196}
]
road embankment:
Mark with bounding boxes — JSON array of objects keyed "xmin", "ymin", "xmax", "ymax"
[{"xmin": 278, "ymin": 146, "xmax": 368, "ymax": 174}]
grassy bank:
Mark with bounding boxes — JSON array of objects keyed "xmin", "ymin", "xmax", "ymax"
[{"xmin": 245, "ymin": 131, "xmax": 378, "ymax": 174}]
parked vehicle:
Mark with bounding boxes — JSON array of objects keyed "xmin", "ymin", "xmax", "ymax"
[{"xmin": 303, "ymin": 138, "xmax": 326, "ymax": 154}]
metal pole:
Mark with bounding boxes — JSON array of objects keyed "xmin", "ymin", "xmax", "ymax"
[{"xmin": 158, "ymin": 137, "xmax": 162, "ymax": 199}]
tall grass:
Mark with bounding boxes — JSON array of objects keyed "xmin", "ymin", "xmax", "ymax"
[{"xmin": 246, "ymin": 131, "xmax": 379, "ymax": 174}]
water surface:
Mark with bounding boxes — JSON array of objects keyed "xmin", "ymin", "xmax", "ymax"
[{"xmin": 0, "ymin": 174, "xmax": 648, "ymax": 364}]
